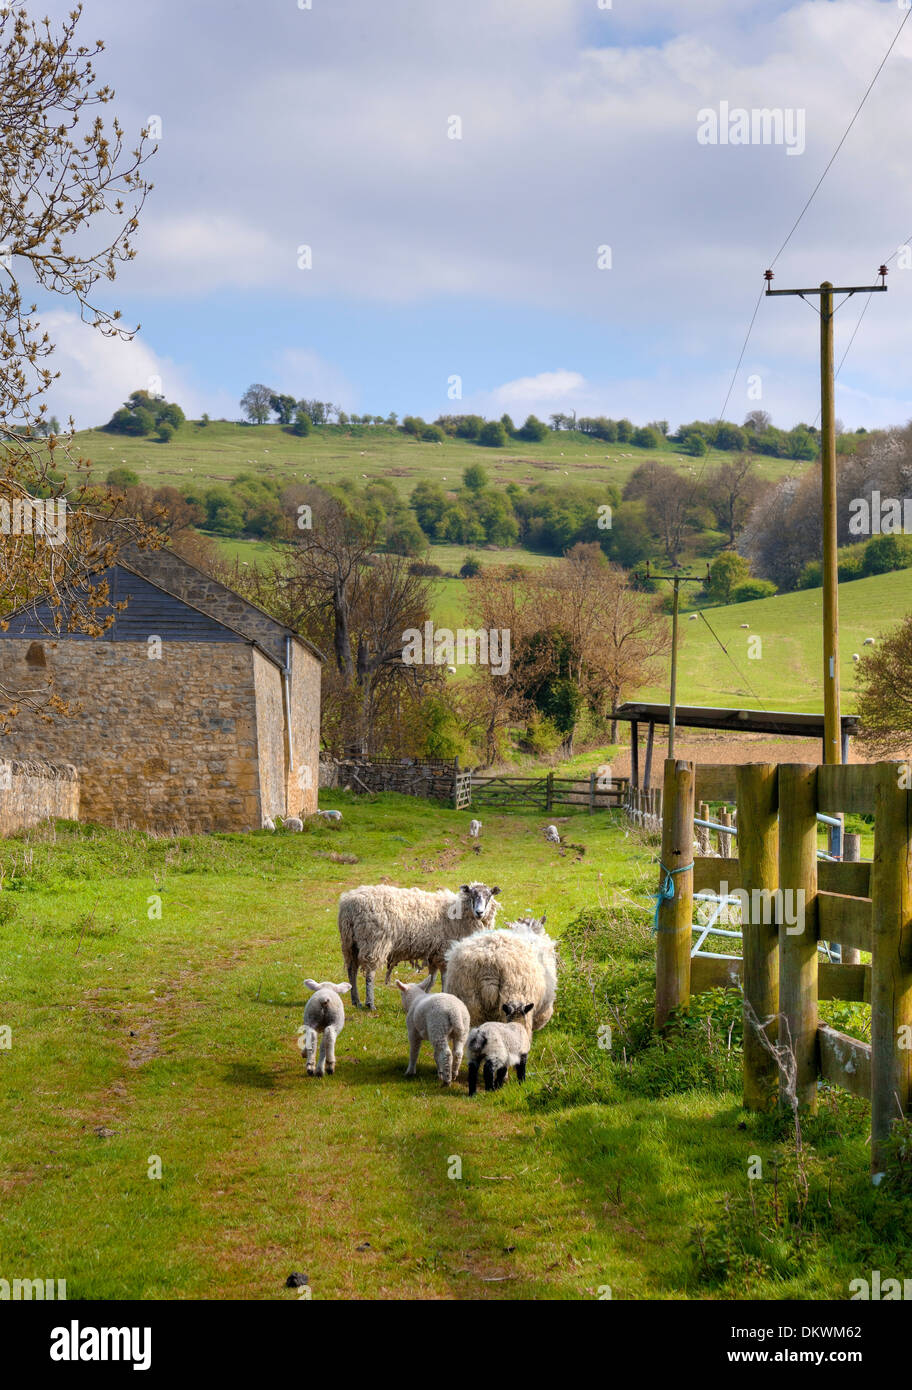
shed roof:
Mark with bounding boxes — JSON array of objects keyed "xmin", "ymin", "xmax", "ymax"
[{"xmin": 613, "ymin": 702, "xmax": 860, "ymax": 738}]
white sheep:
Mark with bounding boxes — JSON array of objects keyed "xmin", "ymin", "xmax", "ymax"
[
  {"xmin": 317, "ymin": 809, "xmax": 343, "ymax": 822},
  {"xmin": 395, "ymin": 978, "xmax": 470, "ymax": 1084},
  {"xmin": 740, "ymin": 623, "xmax": 749, "ymax": 629},
  {"xmin": 282, "ymin": 816, "xmax": 304, "ymax": 832},
  {"xmin": 544, "ymin": 824, "xmax": 560, "ymax": 843},
  {"xmin": 338, "ymin": 881, "xmax": 501, "ymax": 1011},
  {"xmin": 852, "ymin": 653, "xmax": 860, "ymax": 662},
  {"xmin": 863, "ymin": 637, "xmax": 876, "ymax": 646},
  {"xmin": 466, "ymin": 1001, "xmax": 534, "ymax": 1094},
  {"xmin": 469, "ymin": 819, "xmax": 482, "ymax": 838},
  {"xmin": 444, "ymin": 918, "xmax": 557, "ymax": 1032},
  {"xmin": 262, "ymin": 816, "xmax": 276, "ymax": 831},
  {"xmin": 296, "ymin": 978, "xmax": 351, "ymax": 1076}
]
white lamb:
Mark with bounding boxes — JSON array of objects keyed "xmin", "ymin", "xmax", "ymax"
[
  {"xmin": 262, "ymin": 816, "xmax": 276, "ymax": 831},
  {"xmin": 469, "ymin": 819, "xmax": 482, "ymax": 838},
  {"xmin": 338, "ymin": 881, "xmax": 501, "ymax": 1011},
  {"xmin": 277, "ymin": 815, "xmax": 304, "ymax": 832},
  {"xmin": 395, "ymin": 978, "xmax": 470, "ymax": 1085},
  {"xmin": 317, "ymin": 809, "xmax": 343, "ymax": 822},
  {"xmin": 466, "ymin": 1001, "xmax": 534, "ymax": 1095},
  {"xmin": 296, "ymin": 978, "xmax": 351, "ymax": 1077},
  {"xmin": 444, "ymin": 918, "xmax": 557, "ymax": 1032},
  {"xmin": 544, "ymin": 824, "xmax": 560, "ymax": 844}
]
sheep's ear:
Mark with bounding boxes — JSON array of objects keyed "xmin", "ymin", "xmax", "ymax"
[
  {"xmin": 523, "ymin": 1003, "xmax": 534, "ymax": 1014},
  {"xmin": 420, "ymin": 975, "xmax": 434, "ymax": 993},
  {"xmin": 459, "ymin": 884, "xmax": 470, "ymax": 894},
  {"xmin": 303, "ymin": 979, "xmax": 320, "ymax": 991},
  {"xmin": 334, "ymin": 982, "xmax": 352, "ymax": 994},
  {"xmin": 502, "ymin": 1003, "xmax": 510, "ymax": 1015},
  {"xmin": 492, "ymin": 886, "xmax": 501, "ymax": 895},
  {"xmin": 394, "ymin": 980, "xmax": 408, "ymax": 992}
]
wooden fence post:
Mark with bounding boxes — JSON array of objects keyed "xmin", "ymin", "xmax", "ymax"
[
  {"xmin": 719, "ymin": 806, "xmax": 733, "ymax": 858},
  {"xmin": 588, "ymin": 771, "xmax": 596, "ymax": 814},
  {"xmin": 870, "ymin": 763, "xmax": 912, "ymax": 1173},
  {"xmin": 697, "ymin": 800, "xmax": 710, "ymax": 855},
  {"xmin": 777, "ymin": 764, "xmax": 819, "ymax": 1112},
  {"xmin": 546, "ymin": 771, "xmax": 553, "ymax": 813},
  {"xmin": 736, "ymin": 764, "xmax": 780, "ymax": 1111},
  {"xmin": 654, "ymin": 758, "xmax": 695, "ymax": 1029}
]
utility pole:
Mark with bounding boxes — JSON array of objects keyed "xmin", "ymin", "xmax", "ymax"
[
  {"xmin": 764, "ymin": 268, "xmax": 888, "ymax": 768},
  {"xmin": 640, "ymin": 563, "xmax": 709, "ymax": 759}
]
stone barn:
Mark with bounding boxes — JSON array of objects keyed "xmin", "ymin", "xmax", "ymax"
[{"xmin": 0, "ymin": 547, "xmax": 323, "ymax": 833}]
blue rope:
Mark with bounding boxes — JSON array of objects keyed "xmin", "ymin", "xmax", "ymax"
[{"xmin": 651, "ymin": 862, "xmax": 694, "ymax": 932}]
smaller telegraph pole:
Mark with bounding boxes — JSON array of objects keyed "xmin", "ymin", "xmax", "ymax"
[{"xmin": 640, "ymin": 562, "xmax": 710, "ymax": 758}]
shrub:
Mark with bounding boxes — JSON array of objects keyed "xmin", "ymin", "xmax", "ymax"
[
  {"xmin": 155, "ymin": 422, "xmax": 174, "ymax": 443},
  {"xmin": 291, "ymin": 410, "xmax": 311, "ymax": 436},
  {"xmin": 421, "ymin": 425, "xmax": 445, "ymax": 443},
  {"xmin": 478, "ymin": 420, "xmax": 507, "ymax": 448},
  {"xmin": 459, "ymin": 553, "xmax": 481, "ymax": 578},
  {"xmin": 732, "ymin": 579, "xmax": 777, "ymax": 602},
  {"xmin": 862, "ymin": 534, "xmax": 909, "ymax": 576},
  {"xmin": 106, "ymin": 466, "xmax": 139, "ymax": 488}
]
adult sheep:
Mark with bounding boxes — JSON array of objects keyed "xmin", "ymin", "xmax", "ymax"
[
  {"xmin": 338, "ymin": 881, "xmax": 501, "ymax": 1011},
  {"xmin": 444, "ymin": 917, "xmax": 557, "ymax": 1032}
]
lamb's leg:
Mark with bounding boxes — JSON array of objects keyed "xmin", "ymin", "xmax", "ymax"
[
  {"xmin": 315, "ymin": 1030, "xmax": 327, "ymax": 1077},
  {"xmin": 515, "ymin": 1056, "xmax": 527, "ymax": 1084},
  {"xmin": 324, "ymin": 1026, "xmax": 337, "ymax": 1075},
  {"xmin": 405, "ymin": 1025, "xmax": 421, "ymax": 1077},
  {"xmin": 303, "ymin": 1026, "xmax": 317, "ymax": 1076},
  {"xmin": 365, "ymin": 969, "xmax": 377, "ymax": 1012},
  {"xmin": 467, "ymin": 1061, "xmax": 479, "ymax": 1096},
  {"xmin": 433, "ymin": 1040, "xmax": 453, "ymax": 1085},
  {"xmin": 347, "ymin": 958, "xmax": 362, "ymax": 1009},
  {"xmin": 495, "ymin": 1065, "xmax": 508, "ymax": 1090},
  {"xmin": 451, "ymin": 1036, "xmax": 464, "ymax": 1081},
  {"xmin": 483, "ymin": 1059, "xmax": 496, "ymax": 1092}
]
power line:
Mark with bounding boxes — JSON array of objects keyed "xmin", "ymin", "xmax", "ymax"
[{"xmin": 696, "ymin": 608, "xmax": 779, "ymax": 724}]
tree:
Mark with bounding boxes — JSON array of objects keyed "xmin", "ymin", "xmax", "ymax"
[
  {"xmin": 744, "ymin": 410, "xmax": 772, "ymax": 433},
  {"xmin": 706, "ymin": 550, "xmax": 751, "ymax": 603},
  {"xmin": 623, "ymin": 461, "xmax": 699, "ymax": 564},
  {"xmin": 291, "ymin": 409, "xmax": 311, "ymax": 436},
  {"xmin": 0, "ymin": 5, "xmax": 160, "ymax": 725},
  {"xmin": 479, "ymin": 420, "xmax": 507, "ymax": 448},
  {"xmin": 861, "ymin": 534, "xmax": 906, "ymax": 576},
  {"xmin": 856, "ymin": 616, "xmax": 912, "ymax": 754},
  {"xmin": 500, "ymin": 413, "xmax": 516, "ymax": 437},
  {"xmin": 462, "ymin": 464, "xmax": 488, "ymax": 492},
  {"xmin": 269, "ymin": 392, "xmax": 297, "ymax": 426},
  {"xmin": 240, "ymin": 383, "xmax": 274, "ymax": 425},
  {"xmin": 518, "ymin": 414, "xmax": 548, "ymax": 442},
  {"xmin": 703, "ymin": 455, "xmax": 762, "ymax": 547}
]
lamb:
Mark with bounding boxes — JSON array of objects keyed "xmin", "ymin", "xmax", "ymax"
[
  {"xmin": 296, "ymin": 978, "xmax": 351, "ymax": 1076},
  {"xmin": 863, "ymin": 637, "xmax": 876, "ymax": 646},
  {"xmin": 262, "ymin": 816, "xmax": 276, "ymax": 831},
  {"xmin": 338, "ymin": 880, "xmax": 501, "ymax": 1011},
  {"xmin": 278, "ymin": 815, "xmax": 304, "ymax": 832},
  {"xmin": 317, "ymin": 809, "xmax": 343, "ymax": 822},
  {"xmin": 544, "ymin": 824, "xmax": 560, "ymax": 843},
  {"xmin": 469, "ymin": 819, "xmax": 482, "ymax": 838},
  {"xmin": 395, "ymin": 978, "xmax": 470, "ymax": 1084},
  {"xmin": 852, "ymin": 653, "xmax": 860, "ymax": 662},
  {"xmin": 466, "ymin": 1001, "xmax": 534, "ymax": 1095},
  {"xmin": 444, "ymin": 918, "xmax": 558, "ymax": 1032}
]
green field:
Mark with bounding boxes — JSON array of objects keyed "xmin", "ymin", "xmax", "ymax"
[
  {"xmin": 0, "ymin": 796, "xmax": 902, "ymax": 1300},
  {"xmin": 66, "ymin": 420, "xmax": 800, "ymax": 502},
  {"xmin": 645, "ymin": 567, "xmax": 912, "ymax": 714}
]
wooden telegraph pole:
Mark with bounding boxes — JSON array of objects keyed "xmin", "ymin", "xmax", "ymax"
[
  {"xmin": 641, "ymin": 563, "xmax": 709, "ymax": 758},
  {"xmin": 764, "ymin": 268, "xmax": 888, "ymax": 769}
]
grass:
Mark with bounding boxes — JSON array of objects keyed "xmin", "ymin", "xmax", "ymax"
[
  {"xmin": 644, "ymin": 566, "xmax": 912, "ymax": 715},
  {"xmin": 67, "ymin": 420, "xmax": 801, "ymax": 502},
  {"xmin": 0, "ymin": 796, "xmax": 907, "ymax": 1300}
]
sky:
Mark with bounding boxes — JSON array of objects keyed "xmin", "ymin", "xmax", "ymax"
[{"xmin": 27, "ymin": 0, "xmax": 912, "ymax": 433}]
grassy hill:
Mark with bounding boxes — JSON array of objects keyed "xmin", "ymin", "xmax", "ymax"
[
  {"xmin": 67, "ymin": 419, "xmax": 802, "ymax": 502},
  {"xmin": 643, "ymin": 567, "xmax": 912, "ymax": 714}
]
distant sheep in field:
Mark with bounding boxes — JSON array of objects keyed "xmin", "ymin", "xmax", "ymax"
[
  {"xmin": 863, "ymin": 637, "xmax": 876, "ymax": 646},
  {"xmin": 395, "ymin": 978, "xmax": 470, "ymax": 1084},
  {"xmin": 297, "ymin": 978, "xmax": 351, "ymax": 1076},
  {"xmin": 262, "ymin": 817, "xmax": 276, "ymax": 832},
  {"xmin": 740, "ymin": 623, "xmax": 749, "ymax": 629},
  {"xmin": 280, "ymin": 816, "xmax": 304, "ymax": 832},
  {"xmin": 467, "ymin": 1001, "xmax": 534, "ymax": 1095},
  {"xmin": 317, "ymin": 809, "xmax": 343, "ymax": 822},
  {"xmin": 852, "ymin": 653, "xmax": 860, "ymax": 662},
  {"xmin": 469, "ymin": 819, "xmax": 482, "ymax": 838},
  {"xmin": 338, "ymin": 881, "xmax": 501, "ymax": 1011},
  {"xmin": 444, "ymin": 918, "xmax": 558, "ymax": 1032},
  {"xmin": 544, "ymin": 824, "xmax": 560, "ymax": 843}
]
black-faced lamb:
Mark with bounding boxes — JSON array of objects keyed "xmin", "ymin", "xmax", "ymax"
[
  {"xmin": 297, "ymin": 978, "xmax": 351, "ymax": 1076},
  {"xmin": 466, "ymin": 1001, "xmax": 534, "ymax": 1094},
  {"xmin": 444, "ymin": 918, "xmax": 557, "ymax": 1032},
  {"xmin": 395, "ymin": 978, "xmax": 470, "ymax": 1085},
  {"xmin": 338, "ymin": 881, "xmax": 501, "ymax": 1011}
]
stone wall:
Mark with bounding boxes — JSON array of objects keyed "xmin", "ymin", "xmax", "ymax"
[
  {"xmin": 288, "ymin": 637, "xmax": 321, "ymax": 815},
  {"xmin": 0, "ymin": 639, "xmax": 262, "ymax": 832},
  {"xmin": 0, "ymin": 759, "xmax": 79, "ymax": 836},
  {"xmin": 252, "ymin": 649, "xmax": 286, "ymax": 822}
]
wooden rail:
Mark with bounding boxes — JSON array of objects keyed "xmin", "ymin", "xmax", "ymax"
[{"xmin": 655, "ymin": 758, "xmax": 912, "ymax": 1175}]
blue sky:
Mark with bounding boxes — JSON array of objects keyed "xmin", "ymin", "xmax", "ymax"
[{"xmin": 33, "ymin": 0, "xmax": 912, "ymax": 433}]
